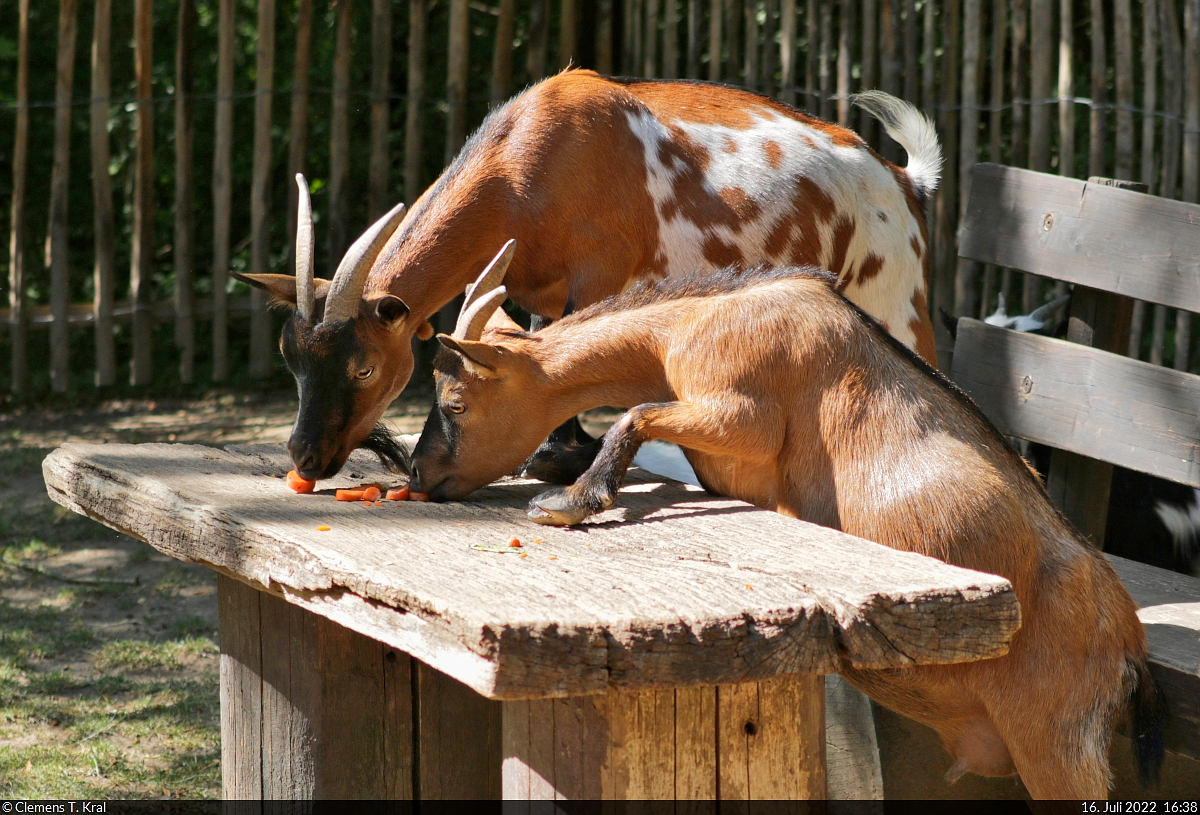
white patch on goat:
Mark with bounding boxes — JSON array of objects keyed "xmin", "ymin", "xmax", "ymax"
[
  {"xmin": 621, "ymin": 107, "xmax": 926, "ymax": 352},
  {"xmin": 1153, "ymin": 488, "xmax": 1200, "ymax": 566},
  {"xmin": 633, "ymin": 440, "xmax": 702, "ymax": 487}
]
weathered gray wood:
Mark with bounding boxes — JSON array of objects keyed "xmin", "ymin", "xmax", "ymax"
[
  {"xmin": 219, "ymin": 573, "xmax": 264, "ymax": 798},
  {"xmin": 1108, "ymin": 554, "xmax": 1200, "ymax": 759},
  {"xmin": 836, "ymin": 0, "xmax": 853, "ymax": 126},
  {"xmin": 220, "ymin": 572, "xmax": 418, "ymax": 798},
  {"xmin": 824, "ymin": 675, "xmax": 883, "ymax": 800},
  {"xmin": 210, "ymin": 0, "xmax": 235, "ymax": 382},
  {"xmin": 404, "ymin": 0, "xmax": 426, "ymax": 206},
  {"xmin": 951, "ymin": 319, "xmax": 1200, "ymax": 487},
  {"xmin": 174, "ymin": 0, "xmax": 196, "ymax": 384},
  {"xmin": 961, "ymin": 164, "xmax": 1200, "ymax": 311},
  {"xmin": 1143, "ymin": 0, "xmax": 1160, "ymax": 196},
  {"xmin": 48, "ymin": 0, "xmax": 77, "ymax": 394},
  {"xmin": 954, "ymin": 0, "xmax": 982, "ymax": 319},
  {"xmin": 1115, "ymin": 0, "xmax": 1135, "ymax": 180},
  {"xmin": 90, "ymin": 0, "xmax": 115, "ymax": 387},
  {"xmin": 417, "ymin": 660, "xmax": 500, "ymax": 798},
  {"xmin": 44, "ymin": 441, "xmax": 1018, "ymax": 700},
  {"xmin": 719, "ymin": 674, "xmax": 825, "ymax": 799},
  {"xmin": 1089, "ymin": 0, "xmax": 1107, "ymax": 177},
  {"xmin": 130, "ymin": 0, "xmax": 155, "ymax": 387},
  {"xmin": 1057, "ymin": 0, "xmax": 1074, "ymax": 180},
  {"xmin": 369, "ymin": 0, "xmax": 392, "ymax": 220}
]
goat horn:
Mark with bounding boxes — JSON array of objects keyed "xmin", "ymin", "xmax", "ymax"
[
  {"xmin": 453, "ymin": 286, "xmax": 509, "ymax": 342},
  {"xmin": 294, "ymin": 174, "xmax": 316, "ymax": 322},
  {"xmin": 323, "ymin": 199, "xmax": 408, "ymax": 324},
  {"xmin": 463, "ymin": 240, "xmax": 516, "ymax": 315}
]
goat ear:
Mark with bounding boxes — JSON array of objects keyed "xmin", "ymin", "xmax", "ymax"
[
  {"xmin": 437, "ymin": 334, "xmax": 503, "ymax": 378},
  {"xmin": 372, "ymin": 295, "xmax": 411, "ymax": 331},
  {"xmin": 233, "ymin": 272, "xmax": 332, "ymax": 308}
]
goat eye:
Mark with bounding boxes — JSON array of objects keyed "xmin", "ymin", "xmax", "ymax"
[
  {"xmin": 445, "ymin": 402, "xmax": 466, "ymax": 415},
  {"xmin": 356, "ymin": 366, "xmax": 374, "ymax": 380}
]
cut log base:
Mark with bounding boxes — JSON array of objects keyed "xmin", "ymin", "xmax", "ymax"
[{"xmin": 219, "ymin": 574, "xmax": 826, "ymax": 800}]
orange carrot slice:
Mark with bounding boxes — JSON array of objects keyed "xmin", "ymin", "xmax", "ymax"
[
  {"xmin": 336, "ymin": 489, "xmax": 366, "ymax": 502},
  {"xmin": 362, "ymin": 486, "xmax": 382, "ymax": 502},
  {"xmin": 385, "ymin": 486, "xmax": 410, "ymax": 501},
  {"xmin": 409, "ymin": 491, "xmax": 430, "ymax": 502},
  {"xmin": 287, "ymin": 470, "xmax": 316, "ymax": 494}
]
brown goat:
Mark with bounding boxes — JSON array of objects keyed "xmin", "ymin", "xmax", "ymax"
[{"xmin": 409, "ymin": 261, "xmax": 1164, "ymax": 799}]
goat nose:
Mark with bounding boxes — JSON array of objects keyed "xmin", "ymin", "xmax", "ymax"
[
  {"xmin": 409, "ymin": 463, "xmax": 422, "ymax": 492},
  {"xmin": 290, "ymin": 443, "xmax": 318, "ymax": 477}
]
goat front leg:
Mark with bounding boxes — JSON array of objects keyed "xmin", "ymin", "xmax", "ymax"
[{"xmin": 528, "ymin": 398, "xmax": 769, "ymax": 525}]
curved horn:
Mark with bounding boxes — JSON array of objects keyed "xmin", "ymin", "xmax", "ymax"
[
  {"xmin": 323, "ymin": 199, "xmax": 408, "ymax": 324},
  {"xmin": 463, "ymin": 240, "xmax": 516, "ymax": 314},
  {"xmin": 294, "ymin": 174, "xmax": 316, "ymax": 322},
  {"xmin": 453, "ymin": 286, "xmax": 509, "ymax": 341}
]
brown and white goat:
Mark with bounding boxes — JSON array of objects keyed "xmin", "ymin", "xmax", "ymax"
[
  {"xmin": 409, "ymin": 260, "xmax": 1164, "ymax": 799},
  {"xmin": 236, "ymin": 71, "xmax": 941, "ymax": 481}
]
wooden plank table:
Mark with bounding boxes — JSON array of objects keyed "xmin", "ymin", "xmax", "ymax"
[{"xmin": 43, "ymin": 441, "xmax": 1021, "ymax": 800}]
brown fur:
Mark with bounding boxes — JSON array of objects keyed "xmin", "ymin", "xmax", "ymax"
[{"xmin": 411, "ymin": 266, "xmax": 1153, "ymax": 800}]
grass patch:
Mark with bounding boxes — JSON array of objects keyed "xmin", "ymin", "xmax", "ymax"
[{"xmin": 93, "ymin": 638, "xmax": 217, "ymax": 673}]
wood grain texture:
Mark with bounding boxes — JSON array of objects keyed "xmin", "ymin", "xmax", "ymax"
[
  {"xmin": 416, "ymin": 660, "xmax": 501, "ymax": 798},
  {"xmin": 89, "ymin": 0, "xmax": 115, "ymax": 387},
  {"xmin": 209, "ymin": 0, "xmax": 235, "ymax": 382},
  {"xmin": 951, "ymin": 318, "xmax": 1200, "ymax": 487},
  {"xmin": 1109, "ymin": 554, "xmax": 1200, "ymax": 759},
  {"xmin": 219, "ymin": 574, "xmax": 263, "ymax": 799},
  {"xmin": 719, "ymin": 675, "xmax": 825, "ymax": 800},
  {"xmin": 960, "ymin": 163, "xmax": 1200, "ymax": 311},
  {"xmin": 48, "ymin": 0, "xmax": 77, "ymax": 394},
  {"xmin": 43, "ymin": 442, "xmax": 1019, "ymax": 700}
]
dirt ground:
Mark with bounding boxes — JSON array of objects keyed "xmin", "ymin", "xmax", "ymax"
[
  {"xmin": 0, "ymin": 389, "xmax": 444, "ymax": 798},
  {"xmin": 0, "ymin": 388, "xmax": 621, "ymax": 799}
]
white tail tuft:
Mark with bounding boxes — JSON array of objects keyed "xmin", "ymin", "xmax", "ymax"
[{"xmin": 851, "ymin": 90, "xmax": 943, "ymax": 198}]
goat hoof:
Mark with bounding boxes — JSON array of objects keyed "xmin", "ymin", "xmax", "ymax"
[{"xmin": 528, "ymin": 490, "xmax": 591, "ymax": 526}]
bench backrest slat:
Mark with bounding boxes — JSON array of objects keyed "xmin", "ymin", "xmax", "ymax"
[
  {"xmin": 954, "ymin": 318, "xmax": 1200, "ymax": 487},
  {"xmin": 960, "ymin": 163, "xmax": 1200, "ymax": 310}
]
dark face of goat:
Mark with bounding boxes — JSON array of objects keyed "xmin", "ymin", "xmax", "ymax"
[{"xmin": 280, "ymin": 314, "xmax": 414, "ymax": 480}]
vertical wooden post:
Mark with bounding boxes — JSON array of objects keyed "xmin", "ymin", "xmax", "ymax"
[
  {"xmin": 860, "ymin": 0, "xmax": 876, "ymax": 137},
  {"xmin": 762, "ymin": 0, "xmax": 777, "ymax": 96},
  {"xmin": 91, "ymin": 0, "xmax": 115, "ymax": 387},
  {"xmin": 174, "ymin": 0, "xmax": 196, "ymax": 384},
  {"xmin": 287, "ymin": 0, "xmax": 314, "ymax": 263},
  {"xmin": 1177, "ymin": 0, "xmax": 1199, "ymax": 371},
  {"xmin": 1028, "ymin": 0, "xmax": 1053, "ymax": 173},
  {"xmin": 663, "ymin": 0, "xmax": 679, "ymax": 78},
  {"xmin": 491, "ymin": 0, "xmax": 516, "ymax": 106},
  {"xmin": 710, "ymin": 0, "xmax": 724, "ymax": 82},
  {"xmin": 1058, "ymin": 0, "xmax": 1074, "ymax": 179},
  {"xmin": 1130, "ymin": 0, "xmax": 1160, "ymax": 359},
  {"xmin": 818, "ymin": 1, "xmax": 831, "ymax": 120},
  {"xmin": 744, "ymin": 0, "xmax": 759, "ymax": 90},
  {"xmin": 561, "ymin": 0, "xmax": 578, "ymax": 68},
  {"xmin": 933, "ymin": 0, "xmax": 961, "ymax": 361},
  {"xmin": 902, "ymin": 0, "xmax": 917, "ymax": 102},
  {"xmin": 1153, "ymin": 0, "xmax": 1181, "ymax": 368},
  {"xmin": 329, "ymin": 0, "xmax": 353, "ymax": 263},
  {"xmin": 528, "ymin": 0, "xmax": 549, "ymax": 81},
  {"xmin": 779, "ymin": 0, "xmax": 796, "ymax": 103},
  {"xmin": 725, "ymin": 0, "xmax": 741, "ymax": 83},
  {"xmin": 249, "ymin": 0, "xmax": 276, "ymax": 381},
  {"xmin": 211, "ymin": 0, "xmax": 235, "ymax": 382},
  {"xmin": 405, "ymin": 0, "xmax": 427, "ymax": 205},
  {"xmin": 954, "ymin": 0, "xmax": 981, "ymax": 320},
  {"xmin": 598, "ymin": 0, "xmax": 615, "ymax": 75},
  {"xmin": 130, "ymin": 0, "xmax": 155, "ymax": 387},
  {"xmin": 645, "ymin": 0, "xmax": 660, "ymax": 77},
  {"xmin": 878, "ymin": 0, "xmax": 899, "ymax": 159},
  {"xmin": 1115, "ymin": 0, "xmax": 1135, "ymax": 180},
  {"xmin": 1010, "ymin": 0, "xmax": 1029, "ymax": 167},
  {"xmin": 1088, "ymin": 0, "xmax": 1107, "ymax": 177},
  {"xmin": 686, "ymin": 0, "xmax": 701, "ymax": 78},
  {"xmin": 980, "ymin": 0, "xmax": 1009, "ymax": 318},
  {"xmin": 370, "ymin": 0, "xmax": 393, "ymax": 220},
  {"xmin": 920, "ymin": 0, "xmax": 933, "ymax": 116},
  {"xmin": 49, "ymin": 0, "xmax": 78, "ymax": 394},
  {"xmin": 836, "ymin": 0, "xmax": 853, "ymax": 126},
  {"xmin": 7, "ymin": 0, "xmax": 29, "ymax": 395},
  {"xmin": 445, "ymin": 0, "xmax": 470, "ymax": 164}
]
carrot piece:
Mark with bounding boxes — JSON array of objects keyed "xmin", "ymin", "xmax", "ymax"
[
  {"xmin": 316, "ymin": 525, "xmax": 331, "ymax": 531},
  {"xmin": 385, "ymin": 485, "xmax": 410, "ymax": 501},
  {"xmin": 362, "ymin": 486, "xmax": 382, "ymax": 502},
  {"xmin": 508, "ymin": 537, "xmax": 522, "ymax": 548},
  {"xmin": 409, "ymin": 491, "xmax": 430, "ymax": 502},
  {"xmin": 336, "ymin": 489, "xmax": 366, "ymax": 502},
  {"xmin": 287, "ymin": 469, "xmax": 316, "ymax": 494}
]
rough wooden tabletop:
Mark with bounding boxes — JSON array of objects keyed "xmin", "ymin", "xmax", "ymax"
[{"xmin": 43, "ymin": 442, "xmax": 1019, "ymax": 700}]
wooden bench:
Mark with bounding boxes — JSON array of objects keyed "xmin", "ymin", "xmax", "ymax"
[
  {"xmin": 950, "ymin": 163, "xmax": 1200, "ymax": 795},
  {"xmin": 43, "ymin": 441, "xmax": 1020, "ymax": 800}
]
